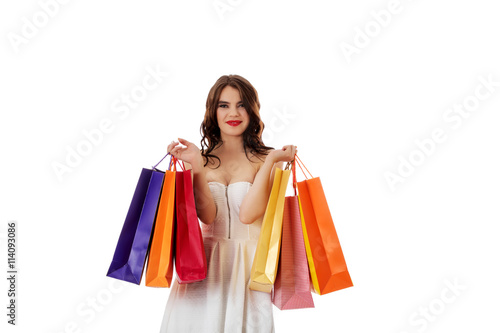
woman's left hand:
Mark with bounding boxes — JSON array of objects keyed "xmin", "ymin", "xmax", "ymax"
[{"xmin": 268, "ymin": 145, "xmax": 297, "ymax": 164}]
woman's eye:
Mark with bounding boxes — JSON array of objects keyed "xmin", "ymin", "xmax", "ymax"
[{"xmin": 218, "ymin": 104, "xmax": 244, "ymax": 108}]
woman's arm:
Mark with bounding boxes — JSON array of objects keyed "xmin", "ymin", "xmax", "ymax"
[
  {"xmin": 239, "ymin": 145, "xmax": 296, "ymax": 224},
  {"xmin": 189, "ymin": 162, "xmax": 217, "ymax": 225},
  {"xmin": 169, "ymin": 138, "xmax": 217, "ymax": 225}
]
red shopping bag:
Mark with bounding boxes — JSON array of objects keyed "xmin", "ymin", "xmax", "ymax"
[
  {"xmin": 174, "ymin": 162, "xmax": 207, "ymax": 283},
  {"xmin": 295, "ymin": 155, "xmax": 353, "ymax": 295}
]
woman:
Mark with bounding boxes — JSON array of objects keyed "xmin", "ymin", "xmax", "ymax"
[{"xmin": 160, "ymin": 74, "xmax": 296, "ymax": 332}]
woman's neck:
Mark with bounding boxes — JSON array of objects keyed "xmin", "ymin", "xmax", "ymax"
[{"xmin": 218, "ymin": 134, "xmax": 245, "ymax": 155}]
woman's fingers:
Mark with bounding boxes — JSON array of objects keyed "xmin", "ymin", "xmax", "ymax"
[
  {"xmin": 168, "ymin": 139, "xmax": 188, "ymax": 155},
  {"xmin": 167, "ymin": 138, "xmax": 202, "ymax": 166},
  {"xmin": 167, "ymin": 140, "xmax": 179, "ymax": 153},
  {"xmin": 275, "ymin": 145, "xmax": 297, "ymax": 163},
  {"xmin": 287, "ymin": 145, "xmax": 297, "ymax": 161},
  {"xmin": 169, "ymin": 142, "xmax": 185, "ymax": 159},
  {"xmin": 172, "ymin": 146, "xmax": 186, "ymax": 155},
  {"xmin": 177, "ymin": 137, "xmax": 190, "ymax": 146},
  {"xmin": 285, "ymin": 145, "xmax": 295, "ymax": 156}
]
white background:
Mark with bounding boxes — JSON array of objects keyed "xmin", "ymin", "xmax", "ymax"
[{"xmin": 1, "ymin": 0, "xmax": 500, "ymax": 332}]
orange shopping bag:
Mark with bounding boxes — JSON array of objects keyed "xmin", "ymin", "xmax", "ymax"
[
  {"xmin": 145, "ymin": 155, "xmax": 177, "ymax": 287},
  {"xmin": 295, "ymin": 155, "xmax": 353, "ymax": 295}
]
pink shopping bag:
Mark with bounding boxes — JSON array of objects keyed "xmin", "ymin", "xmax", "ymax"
[{"xmin": 272, "ymin": 160, "xmax": 314, "ymax": 309}]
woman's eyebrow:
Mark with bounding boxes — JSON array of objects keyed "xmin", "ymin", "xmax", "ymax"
[{"xmin": 218, "ymin": 100, "xmax": 242, "ymax": 104}]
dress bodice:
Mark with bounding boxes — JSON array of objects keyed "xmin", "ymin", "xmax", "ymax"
[
  {"xmin": 161, "ymin": 180, "xmax": 275, "ymax": 332},
  {"xmin": 201, "ymin": 181, "xmax": 262, "ymax": 241}
]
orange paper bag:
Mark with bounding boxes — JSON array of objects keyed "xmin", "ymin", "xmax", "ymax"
[
  {"xmin": 295, "ymin": 155, "xmax": 353, "ymax": 295},
  {"xmin": 145, "ymin": 155, "xmax": 177, "ymax": 287}
]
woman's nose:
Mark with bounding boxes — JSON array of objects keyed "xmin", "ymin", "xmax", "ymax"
[{"xmin": 228, "ymin": 106, "xmax": 239, "ymax": 115}]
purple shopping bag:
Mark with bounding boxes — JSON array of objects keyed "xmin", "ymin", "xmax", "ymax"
[{"xmin": 106, "ymin": 168, "xmax": 165, "ymax": 284}]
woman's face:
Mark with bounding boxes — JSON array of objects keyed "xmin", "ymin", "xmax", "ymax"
[{"xmin": 216, "ymin": 85, "xmax": 249, "ymax": 138}]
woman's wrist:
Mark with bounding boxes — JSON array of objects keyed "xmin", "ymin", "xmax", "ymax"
[
  {"xmin": 266, "ymin": 150, "xmax": 278, "ymax": 165},
  {"xmin": 190, "ymin": 156, "xmax": 205, "ymax": 175}
]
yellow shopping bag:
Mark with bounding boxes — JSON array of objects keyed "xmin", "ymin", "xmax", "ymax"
[{"xmin": 249, "ymin": 167, "xmax": 291, "ymax": 293}]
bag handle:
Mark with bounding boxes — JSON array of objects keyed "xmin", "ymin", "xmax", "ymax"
[
  {"xmin": 291, "ymin": 158, "xmax": 298, "ymax": 196},
  {"xmin": 174, "ymin": 156, "xmax": 185, "ymax": 171},
  {"xmin": 295, "ymin": 154, "xmax": 313, "ymax": 179},
  {"xmin": 153, "ymin": 152, "xmax": 170, "ymax": 170},
  {"xmin": 284, "ymin": 154, "xmax": 313, "ymax": 196},
  {"xmin": 291, "ymin": 154, "xmax": 314, "ymax": 195},
  {"xmin": 153, "ymin": 152, "xmax": 185, "ymax": 171}
]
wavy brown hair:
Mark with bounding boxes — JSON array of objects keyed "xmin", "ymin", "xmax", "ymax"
[{"xmin": 200, "ymin": 74, "xmax": 274, "ymax": 168}]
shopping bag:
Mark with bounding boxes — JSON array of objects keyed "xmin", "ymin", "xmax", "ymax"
[
  {"xmin": 272, "ymin": 160, "xmax": 315, "ymax": 309},
  {"xmin": 175, "ymin": 164, "xmax": 207, "ymax": 284},
  {"xmin": 106, "ymin": 156, "xmax": 166, "ymax": 285},
  {"xmin": 295, "ymin": 155, "xmax": 353, "ymax": 295},
  {"xmin": 250, "ymin": 167, "xmax": 291, "ymax": 293},
  {"xmin": 145, "ymin": 156, "xmax": 177, "ymax": 287}
]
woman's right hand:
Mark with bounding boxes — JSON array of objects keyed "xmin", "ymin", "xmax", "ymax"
[{"xmin": 167, "ymin": 138, "xmax": 203, "ymax": 170}]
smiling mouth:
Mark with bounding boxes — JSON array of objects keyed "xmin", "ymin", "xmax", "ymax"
[{"xmin": 226, "ymin": 121, "xmax": 242, "ymax": 127}]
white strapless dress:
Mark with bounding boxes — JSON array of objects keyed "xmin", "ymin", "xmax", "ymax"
[{"xmin": 159, "ymin": 181, "xmax": 275, "ymax": 333}]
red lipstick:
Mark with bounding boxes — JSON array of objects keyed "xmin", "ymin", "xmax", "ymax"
[{"xmin": 226, "ymin": 120, "xmax": 242, "ymax": 127}]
